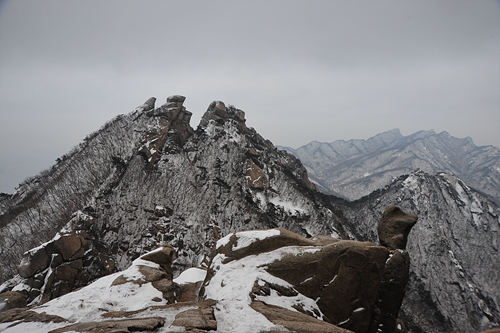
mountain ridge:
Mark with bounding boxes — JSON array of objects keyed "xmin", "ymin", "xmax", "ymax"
[
  {"xmin": 0, "ymin": 97, "xmax": 499, "ymax": 332},
  {"xmin": 279, "ymin": 129, "xmax": 500, "ymax": 204}
]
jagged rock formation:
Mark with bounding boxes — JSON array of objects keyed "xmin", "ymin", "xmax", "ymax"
[
  {"xmin": 0, "ymin": 96, "xmax": 499, "ymax": 332},
  {"xmin": 280, "ymin": 129, "xmax": 500, "ymax": 204},
  {"xmin": 336, "ymin": 170, "xmax": 500, "ymax": 333},
  {"xmin": 0, "ymin": 222, "xmax": 415, "ymax": 333},
  {"xmin": 10, "ymin": 211, "xmax": 114, "ymax": 305},
  {"xmin": 0, "ymin": 95, "xmax": 345, "ymax": 297},
  {"xmin": 0, "ymin": 245, "xmax": 214, "ymax": 332}
]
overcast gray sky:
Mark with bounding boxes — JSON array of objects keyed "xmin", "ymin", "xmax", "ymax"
[{"xmin": 1, "ymin": 0, "xmax": 499, "ymax": 193}]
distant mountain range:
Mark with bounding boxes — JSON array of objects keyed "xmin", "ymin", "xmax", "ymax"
[{"xmin": 279, "ymin": 129, "xmax": 500, "ymax": 204}]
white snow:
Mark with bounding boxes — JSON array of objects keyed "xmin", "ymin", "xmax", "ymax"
[
  {"xmin": 386, "ymin": 253, "xmax": 393, "ymax": 264},
  {"xmin": 299, "ymin": 276, "xmax": 314, "ymax": 285},
  {"xmin": 173, "ymin": 267, "xmax": 207, "ymax": 285},
  {"xmin": 268, "ymin": 197, "xmax": 307, "ymax": 215},
  {"xmin": 0, "ymin": 321, "xmax": 68, "ymax": 333},
  {"xmin": 216, "ymin": 229, "xmax": 281, "ymax": 251},
  {"xmin": 204, "ymin": 245, "xmax": 323, "ymax": 332},
  {"xmin": 324, "ymin": 275, "xmax": 337, "ymax": 287},
  {"xmin": 25, "ymin": 233, "xmax": 61, "ymax": 256},
  {"xmin": 330, "ymin": 230, "xmax": 341, "ymax": 239},
  {"xmin": 470, "ymin": 199, "xmax": 483, "ymax": 214},
  {"xmin": 338, "ymin": 318, "xmax": 350, "ymax": 325},
  {"xmin": 33, "ymin": 252, "xmax": 169, "ymax": 323},
  {"xmin": 225, "ymin": 122, "xmax": 242, "ymax": 144},
  {"xmin": 403, "ymin": 175, "xmax": 419, "ymax": 191},
  {"xmin": 255, "ymin": 288, "xmax": 323, "ymax": 320},
  {"xmin": 253, "ymin": 192, "xmax": 307, "ymax": 216},
  {"xmin": 231, "ymin": 229, "xmax": 282, "ymax": 251},
  {"xmin": 216, "ymin": 234, "xmax": 233, "ymax": 249}
]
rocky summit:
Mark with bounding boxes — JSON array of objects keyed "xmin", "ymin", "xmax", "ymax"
[{"xmin": 0, "ymin": 96, "xmax": 499, "ymax": 332}]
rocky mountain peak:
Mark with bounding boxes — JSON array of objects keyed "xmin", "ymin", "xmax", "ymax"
[
  {"xmin": 0, "ymin": 95, "xmax": 333, "ymax": 300},
  {"xmin": 199, "ymin": 100, "xmax": 247, "ymax": 132},
  {"xmin": 138, "ymin": 95, "xmax": 194, "ymax": 164}
]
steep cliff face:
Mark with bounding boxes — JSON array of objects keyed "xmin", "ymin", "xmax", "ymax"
[
  {"xmin": 337, "ymin": 170, "xmax": 500, "ymax": 333},
  {"xmin": 281, "ymin": 129, "xmax": 500, "ymax": 204},
  {"xmin": 0, "ymin": 96, "xmax": 346, "ymax": 285}
]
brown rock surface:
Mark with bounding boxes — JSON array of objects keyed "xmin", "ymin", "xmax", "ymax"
[
  {"xmin": 0, "ymin": 308, "xmax": 66, "ymax": 325},
  {"xmin": 17, "ymin": 244, "xmax": 52, "ymax": 278},
  {"xmin": 48, "ymin": 317, "xmax": 165, "ymax": 333},
  {"xmin": 377, "ymin": 206, "xmax": 417, "ymax": 250},
  {"xmin": 0, "ymin": 291, "xmax": 27, "ymax": 312},
  {"xmin": 204, "ymin": 225, "xmax": 415, "ymax": 333},
  {"xmin": 11, "ymin": 212, "xmax": 115, "ymax": 305},
  {"xmin": 171, "ymin": 307, "xmax": 217, "ymax": 331},
  {"xmin": 251, "ymin": 301, "xmax": 352, "ymax": 333},
  {"xmin": 246, "ymin": 159, "xmax": 269, "ymax": 189},
  {"xmin": 53, "ymin": 234, "xmax": 83, "ymax": 261},
  {"xmin": 139, "ymin": 244, "xmax": 176, "ymax": 278}
]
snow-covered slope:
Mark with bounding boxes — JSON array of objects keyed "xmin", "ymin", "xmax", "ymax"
[
  {"xmin": 0, "ymin": 97, "xmax": 347, "ymax": 284},
  {"xmin": 280, "ymin": 129, "xmax": 500, "ymax": 204}
]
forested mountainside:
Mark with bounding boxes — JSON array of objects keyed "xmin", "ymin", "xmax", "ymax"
[
  {"xmin": 0, "ymin": 96, "xmax": 499, "ymax": 332},
  {"xmin": 280, "ymin": 129, "xmax": 500, "ymax": 204},
  {"xmin": 0, "ymin": 96, "xmax": 347, "ymax": 283}
]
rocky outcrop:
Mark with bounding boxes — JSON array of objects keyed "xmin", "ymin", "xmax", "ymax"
[
  {"xmin": 0, "ymin": 291, "xmax": 26, "ymax": 312},
  {"xmin": 199, "ymin": 100, "xmax": 246, "ymax": 132},
  {"xmin": 246, "ymin": 159, "xmax": 269, "ymax": 189},
  {"xmin": 377, "ymin": 206, "xmax": 418, "ymax": 250},
  {"xmin": 139, "ymin": 95, "xmax": 194, "ymax": 164},
  {"xmin": 0, "ymin": 97, "xmax": 327, "ymax": 287},
  {"xmin": 133, "ymin": 97, "xmax": 156, "ymax": 112},
  {"xmin": 5, "ymin": 211, "xmax": 114, "ymax": 305},
  {"xmin": 0, "ymin": 214, "xmax": 415, "ymax": 333},
  {"xmin": 0, "ymin": 245, "xmax": 213, "ymax": 332},
  {"xmin": 250, "ymin": 301, "xmax": 352, "ymax": 333},
  {"xmin": 202, "ymin": 221, "xmax": 415, "ymax": 333},
  {"xmin": 1, "ymin": 96, "xmax": 498, "ymax": 332},
  {"xmin": 49, "ymin": 317, "xmax": 166, "ymax": 333}
]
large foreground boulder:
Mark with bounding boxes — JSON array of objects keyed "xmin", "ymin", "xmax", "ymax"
[
  {"xmin": 201, "ymin": 219, "xmax": 416, "ymax": 333},
  {"xmin": 0, "ymin": 206, "xmax": 417, "ymax": 332}
]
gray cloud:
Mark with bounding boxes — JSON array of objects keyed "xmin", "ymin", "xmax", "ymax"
[{"xmin": 1, "ymin": 0, "xmax": 499, "ymax": 193}]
